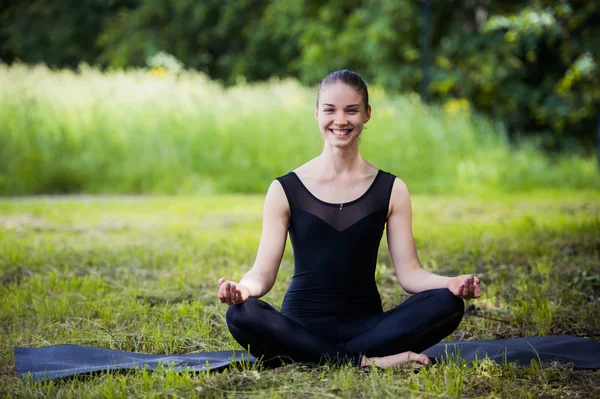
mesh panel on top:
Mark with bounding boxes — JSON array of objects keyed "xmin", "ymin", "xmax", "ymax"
[{"xmin": 278, "ymin": 170, "xmax": 395, "ymax": 232}]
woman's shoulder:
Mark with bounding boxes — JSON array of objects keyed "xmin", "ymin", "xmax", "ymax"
[
  {"xmin": 264, "ymin": 179, "xmax": 290, "ymax": 211},
  {"xmin": 290, "ymin": 158, "xmax": 320, "ymax": 178},
  {"xmin": 389, "ymin": 176, "xmax": 411, "ymax": 205},
  {"xmin": 273, "ymin": 159, "xmax": 315, "ymax": 186}
]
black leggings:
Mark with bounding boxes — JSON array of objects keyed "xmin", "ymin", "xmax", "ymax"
[{"xmin": 226, "ymin": 288, "xmax": 464, "ymax": 366}]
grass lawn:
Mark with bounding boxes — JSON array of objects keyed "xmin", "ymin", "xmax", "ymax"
[{"xmin": 1, "ymin": 191, "xmax": 599, "ymax": 398}]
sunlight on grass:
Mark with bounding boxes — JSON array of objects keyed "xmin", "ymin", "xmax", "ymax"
[
  {"xmin": 1, "ymin": 63, "xmax": 598, "ymax": 196},
  {"xmin": 1, "ymin": 192, "xmax": 599, "ymax": 397}
]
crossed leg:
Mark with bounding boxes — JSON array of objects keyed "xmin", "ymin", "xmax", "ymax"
[
  {"xmin": 226, "ymin": 297, "xmax": 362, "ymax": 366},
  {"xmin": 343, "ymin": 288, "xmax": 465, "ymax": 367},
  {"xmin": 225, "ymin": 288, "xmax": 464, "ymax": 368}
]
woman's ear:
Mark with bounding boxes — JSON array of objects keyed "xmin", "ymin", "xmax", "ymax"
[
  {"xmin": 365, "ymin": 105, "xmax": 372, "ymax": 123},
  {"xmin": 314, "ymin": 106, "xmax": 319, "ymax": 120}
]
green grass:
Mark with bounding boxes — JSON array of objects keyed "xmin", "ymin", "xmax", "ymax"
[
  {"xmin": 1, "ymin": 191, "xmax": 599, "ymax": 397},
  {"xmin": 1, "ymin": 63, "xmax": 599, "ymax": 196}
]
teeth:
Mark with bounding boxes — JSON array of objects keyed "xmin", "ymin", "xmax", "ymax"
[{"xmin": 331, "ymin": 129, "xmax": 351, "ymax": 136}]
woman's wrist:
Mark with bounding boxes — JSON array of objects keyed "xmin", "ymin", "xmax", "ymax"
[
  {"xmin": 445, "ymin": 276, "xmax": 454, "ymax": 289},
  {"xmin": 238, "ymin": 275, "xmax": 266, "ymax": 297}
]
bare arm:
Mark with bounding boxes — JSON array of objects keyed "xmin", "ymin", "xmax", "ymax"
[
  {"xmin": 218, "ymin": 180, "xmax": 290, "ymax": 304},
  {"xmin": 386, "ymin": 178, "xmax": 480, "ymax": 298}
]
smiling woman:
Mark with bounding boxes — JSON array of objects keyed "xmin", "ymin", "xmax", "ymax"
[
  {"xmin": 218, "ymin": 70, "xmax": 481, "ymax": 369},
  {"xmin": 316, "ymin": 70, "xmax": 370, "ymax": 146},
  {"xmin": 317, "ymin": 80, "xmax": 370, "ymax": 145}
]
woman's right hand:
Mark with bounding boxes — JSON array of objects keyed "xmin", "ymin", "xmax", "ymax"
[
  {"xmin": 447, "ymin": 274, "xmax": 481, "ymax": 300},
  {"xmin": 217, "ymin": 278, "xmax": 250, "ymax": 305}
]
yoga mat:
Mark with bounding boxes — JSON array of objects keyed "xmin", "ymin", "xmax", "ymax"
[
  {"xmin": 422, "ymin": 335, "xmax": 600, "ymax": 368},
  {"xmin": 14, "ymin": 346, "xmax": 255, "ymax": 382},
  {"xmin": 14, "ymin": 335, "xmax": 600, "ymax": 382}
]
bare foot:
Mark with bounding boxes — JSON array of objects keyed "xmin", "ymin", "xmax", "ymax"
[{"xmin": 361, "ymin": 351, "xmax": 430, "ymax": 369}]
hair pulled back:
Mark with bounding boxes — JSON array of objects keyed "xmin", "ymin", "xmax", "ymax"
[{"xmin": 316, "ymin": 70, "xmax": 369, "ymax": 112}]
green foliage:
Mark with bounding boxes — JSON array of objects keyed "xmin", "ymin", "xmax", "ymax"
[
  {"xmin": 0, "ymin": 0, "xmax": 134, "ymax": 67},
  {"xmin": 1, "ymin": 63, "xmax": 598, "ymax": 196},
  {"xmin": 264, "ymin": 0, "xmax": 600, "ymax": 151},
  {"xmin": 456, "ymin": 1, "xmax": 600, "ymax": 151},
  {"xmin": 98, "ymin": 0, "xmax": 270, "ymax": 81},
  {"xmin": 2, "ymin": 1, "xmax": 598, "ymax": 150}
]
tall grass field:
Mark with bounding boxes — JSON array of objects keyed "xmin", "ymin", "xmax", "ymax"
[{"xmin": 1, "ymin": 63, "xmax": 598, "ymax": 196}]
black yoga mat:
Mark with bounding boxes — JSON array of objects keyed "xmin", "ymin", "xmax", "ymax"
[
  {"xmin": 14, "ymin": 335, "xmax": 600, "ymax": 382},
  {"xmin": 14, "ymin": 346, "xmax": 256, "ymax": 382},
  {"xmin": 422, "ymin": 335, "xmax": 600, "ymax": 368}
]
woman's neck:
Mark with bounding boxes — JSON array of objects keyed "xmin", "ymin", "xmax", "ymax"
[{"xmin": 318, "ymin": 144, "xmax": 365, "ymax": 176}]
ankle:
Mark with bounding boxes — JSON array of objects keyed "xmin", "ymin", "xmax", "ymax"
[{"xmin": 360, "ymin": 355, "xmax": 378, "ymax": 367}]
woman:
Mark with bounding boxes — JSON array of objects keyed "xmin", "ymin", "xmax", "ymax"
[{"xmin": 217, "ymin": 70, "xmax": 481, "ymax": 368}]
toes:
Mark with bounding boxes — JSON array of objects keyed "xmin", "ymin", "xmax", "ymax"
[{"xmin": 407, "ymin": 352, "xmax": 430, "ymax": 366}]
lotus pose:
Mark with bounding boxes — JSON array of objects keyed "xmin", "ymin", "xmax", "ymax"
[{"xmin": 217, "ymin": 70, "xmax": 481, "ymax": 368}]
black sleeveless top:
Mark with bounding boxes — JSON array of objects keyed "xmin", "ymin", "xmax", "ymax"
[{"xmin": 276, "ymin": 170, "xmax": 397, "ymax": 319}]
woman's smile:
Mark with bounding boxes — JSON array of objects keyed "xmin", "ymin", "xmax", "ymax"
[
  {"xmin": 315, "ymin": 82, "xmax": 371, "ymax": 147},
  {"xmin": 329, "ymin": 128, "xmax": 353, "ymax": 137}
]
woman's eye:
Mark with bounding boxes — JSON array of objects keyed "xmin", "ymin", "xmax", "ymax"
[
  {"xmin": 324, "ymin": 109, "xmax": 334, "ymax": 112},
  {"xmin": 347, "ymin": 110, "xmax": 358, "ymax": 114}
]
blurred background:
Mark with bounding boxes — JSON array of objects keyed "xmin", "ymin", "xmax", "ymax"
[{"xmin": 0, "ymin": 0, "xmax": 598, "ymax": 195}]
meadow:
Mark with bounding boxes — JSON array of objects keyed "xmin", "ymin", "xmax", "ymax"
[
  {"xmin": 1, "ymin": 191, "xmax": 599, "ymax": 397},
  {"xmin": 0, "ymin": 63, "xmax": 598, "ymax": 196},
  {"xmin": 1, "ymin": 64, "xmax": 599, "ymax": 397}
]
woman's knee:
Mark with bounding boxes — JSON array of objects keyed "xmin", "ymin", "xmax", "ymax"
[
  {"xmin": 225, "ymin": 297, "xmax": 260, "ymax": 328},
  {"xmin": 429, "ymin": 288, "xmax": 465, "ymax": 318}
]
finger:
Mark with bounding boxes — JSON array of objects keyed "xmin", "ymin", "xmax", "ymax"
[
  {"xmin": 234, "ymin": 286, "xmax": 243, "ymax": 302},
  {"xmin": 218, "ymin": 286, "xmax": 227, "ymax": 303},
  {"xmin": 473, "ymin": 276, "xmax": 479, "ymax": 297},
  {"xmin": 218, "ymin": 278, "xmax": 225, "ymax": 286},
  {"xmin": 225, "ymin": 283, "xmax": 231, "ymax": 302},
  {"xmin": 458, "ymin": 283, "xmax": 465, "ymax": 297},
  {"xmin": 221, "ymin": 284, "xmax": 231, "ymax": 303},
  {"xmin": 231, "ymin": 284, "xmax": 239, "ymax": 303},
  {"xmin": 467, "ymin": 274, "xmax": 475, "ymax": 299},
  {"xmin": 465, "ymin": 280, "xmax": 473, "ymax": 299},
  {"xmin": 469, "ymin": 275, "xmax": 475, "ymax": 297},
  {"xmin": 231, "ymin": 284, "xmax": 240, "ymax": 303}
]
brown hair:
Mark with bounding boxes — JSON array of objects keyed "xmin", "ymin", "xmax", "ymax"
[{"xmin": 316, "ymin": 70, "xmax": 369, "ymax": 112}]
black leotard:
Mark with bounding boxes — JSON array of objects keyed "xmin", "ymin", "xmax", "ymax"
[
  {"xmin": 226, "ymin": 170, "xmax": 464, "ymax": 366},
  {"xmin": 276, "ymin": 169, "xmax": 395, "ymax": 318}
]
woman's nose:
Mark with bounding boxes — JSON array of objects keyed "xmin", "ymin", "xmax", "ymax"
[{"xmin": 334, "ymin": 115, "xmax": 348, "ymax": 125}]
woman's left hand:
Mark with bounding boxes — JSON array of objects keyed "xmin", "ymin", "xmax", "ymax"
[{"xmin": 447, "ymin": 274, "xmax": 481, "ymax": 299}]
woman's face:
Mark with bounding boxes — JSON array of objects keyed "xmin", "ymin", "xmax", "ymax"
[{"xmin": 315, "ymin": 82, "xmax": 371, "ymax": 149}]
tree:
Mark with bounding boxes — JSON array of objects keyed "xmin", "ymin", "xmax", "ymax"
[
  {"xmin": 1, "ymin": 0, "xmax": 598, "ymax": 150},
  {"xmin": 0, "ymin": 0, "xmax": 135, "ymax": 68}
]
